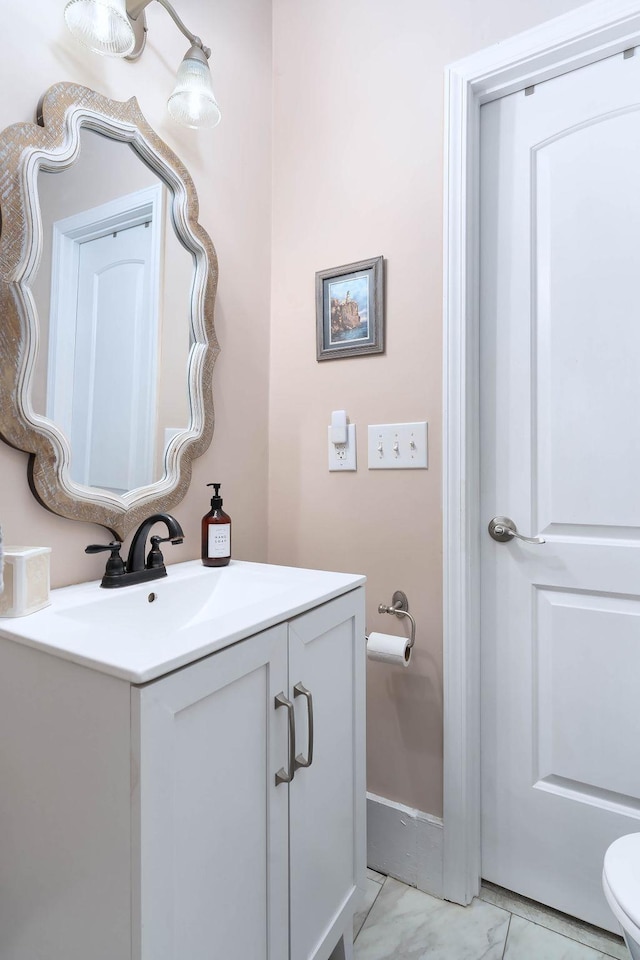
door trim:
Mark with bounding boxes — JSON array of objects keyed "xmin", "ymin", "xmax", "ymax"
[{"xmin": 442, "ymin": 0, "xmax": 640, "ymax": 905}]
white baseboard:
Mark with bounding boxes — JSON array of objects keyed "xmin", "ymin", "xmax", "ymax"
[{"xmin": 366, "ymin": 792, "xmax": 443, "ymax": 898}]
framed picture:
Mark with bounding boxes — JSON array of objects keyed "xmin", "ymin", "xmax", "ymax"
[{"xmin": 315, "ymin": 255, "xmax": 384, "ymax": 360}]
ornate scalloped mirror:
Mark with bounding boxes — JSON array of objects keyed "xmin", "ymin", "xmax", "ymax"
[{"xmin": 0, "ymin": 82, "xmax": 218, "ymax": 538}]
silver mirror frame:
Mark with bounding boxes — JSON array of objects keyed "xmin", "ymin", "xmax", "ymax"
[{"xmin": 0, "ymin": 82, "xmax": 219, "ymax": 539}]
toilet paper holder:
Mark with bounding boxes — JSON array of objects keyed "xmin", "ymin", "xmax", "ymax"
[{"xmin": 377, "ymin": 590, "xmax": 416, "ymax": 649}]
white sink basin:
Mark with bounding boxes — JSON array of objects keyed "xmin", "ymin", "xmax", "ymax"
[
  {"xmin": 55, "ymin": 561, "xmax": 289, "ymax": 640},
  {"xmin": 0, "ymin": 559, "xmax": 365, "ymax": 683}
]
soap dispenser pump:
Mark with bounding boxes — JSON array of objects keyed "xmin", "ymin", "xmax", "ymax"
[{"xmin": 202, "ymin": 483, "xmax": 231, "ymax": 567}]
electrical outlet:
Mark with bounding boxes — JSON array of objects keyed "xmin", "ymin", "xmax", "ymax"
[
  {"xmin": 328, "ymin": 423, "xmax": 357, "ymax": 471},
  {"xmin": 367, "ymin": 422, "xmax": 428, "ymax": 469}
]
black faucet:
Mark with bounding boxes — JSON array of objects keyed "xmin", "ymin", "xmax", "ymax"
[{"xmin": 86, "ymin": 513, "xmax": 185, "ymax": 588}]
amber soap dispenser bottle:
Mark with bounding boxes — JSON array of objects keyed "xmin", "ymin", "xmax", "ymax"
[{"xmin": 201, "ymin": 483, "xmax": 231, "ymax": 567}]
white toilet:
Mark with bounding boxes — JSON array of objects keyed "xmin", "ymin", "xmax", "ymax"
[{"xmin": 603, "ymin": 834, "xmax": 640, "ymax": 959}]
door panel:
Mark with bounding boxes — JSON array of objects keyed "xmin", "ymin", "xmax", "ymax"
[
  {"xmin": 480, "ymin": 48, "xmax": 640, "ymax": 930},
  {"xmin": 535, "ymin": 113, "xmax": 640, "ymax": 532},
  {"xmin": 72, "ymin": 222, "xmax": 156, "ymax": 491},
  {"xmin": 134, "ymin": 625, "xmax": 289, "ymax": 960},
  {"xmin": 535, "ymin": 588, "xmax": 640, "ymax": 806},
  {"xmin": 288, "ymin": 590, "xmax": 366, "ymax": 960}
]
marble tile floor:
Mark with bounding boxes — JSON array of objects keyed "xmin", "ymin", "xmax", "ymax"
[{"xmin": 353, "ymin": 872, "xmax": 628, "ymax": 960}]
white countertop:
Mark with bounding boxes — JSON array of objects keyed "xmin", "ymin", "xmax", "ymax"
[{"xmin": 0, "ymin": 560, "xmax": 365, "ymax": 683}]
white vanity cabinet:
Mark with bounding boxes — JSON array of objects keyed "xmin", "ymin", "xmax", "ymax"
[
  {"xmin": 0, "ymin": 572, "xmax": 365, "ymax": 960},
  {"xmin": 137, "ymin": 589, "xmax": 365, "ymax": 960}
]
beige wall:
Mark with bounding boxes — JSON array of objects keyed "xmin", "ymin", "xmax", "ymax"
[
  {"xmin": 1, "ymin": 0, "xmax": 592, "ymax": 823},
  {"xmin": 0, "ymin": 0, "xmax": 272, "ymax": 586},
  {"xmin": 269, "ymin": 0, "xmax": 588, "ymax": 817}
]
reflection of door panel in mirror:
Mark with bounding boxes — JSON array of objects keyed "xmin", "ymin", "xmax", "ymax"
[
  {"xmin": 31, "ymin": 127, "xmax": 193, "ymax": 492},
  {"xmin": 75, "ymin": 223, "xmax": 156, "ymax": 492},
  {"xmin": 45, "ymin": 188, "xmax": 161, "ymax": 492}
]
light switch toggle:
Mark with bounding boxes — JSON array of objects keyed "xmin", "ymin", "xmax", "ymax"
[{"xmin": 368, "ymin": 422, "xmax": 428, "ymax": 470}]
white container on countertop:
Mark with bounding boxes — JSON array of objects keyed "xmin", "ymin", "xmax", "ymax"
[{"xmin": 0, "ymin": 546, "xmax": 51, "ymax": 617}]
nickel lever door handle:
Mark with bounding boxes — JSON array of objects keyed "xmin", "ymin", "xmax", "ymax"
[{"xmin": 488, "ymin": 516, "xmax": 545, "ymax": 544}]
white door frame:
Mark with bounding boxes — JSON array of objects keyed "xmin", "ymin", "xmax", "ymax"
[{"xmin": 442, "ymin": 0, "xmax": 640, "ymax": 905}]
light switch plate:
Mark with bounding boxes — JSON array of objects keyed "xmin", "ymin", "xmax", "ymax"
[
  {"xmin": 328, "ymin": 423, "xmax": 357, "ymax": 471},
  {"xmin": 368, "ymin": 422, "xmax": 428, "ymax": 469}
]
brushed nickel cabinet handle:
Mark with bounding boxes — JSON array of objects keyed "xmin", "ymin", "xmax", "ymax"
[
  {"xmin": 294, "ymin": 682, "xmax": 314, "ymax": 770},
  {"xmin": 274, "ymin": 692, "xmax": 296, "ymax": 785}
]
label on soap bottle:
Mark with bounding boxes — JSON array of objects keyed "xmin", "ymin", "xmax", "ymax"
[{"xmin": 208, "ymin": 525, "xmax": 230, "ymax": 559}]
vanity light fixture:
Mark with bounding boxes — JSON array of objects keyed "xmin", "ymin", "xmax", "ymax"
[{"xmin": 63, "ymin": 0, "xmax": 221, "ymax": 129}]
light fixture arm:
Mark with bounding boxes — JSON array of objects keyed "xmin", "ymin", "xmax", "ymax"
[{"xmin": 125, "ymin": 0, "xmax": 211, "ymax": 60}]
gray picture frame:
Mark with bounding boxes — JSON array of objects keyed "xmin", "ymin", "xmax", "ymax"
[{"xmin": 315, "ymin": 255, "xmax": 384, "ymax": 360}]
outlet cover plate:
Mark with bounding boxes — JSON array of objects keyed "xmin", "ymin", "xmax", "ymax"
[
  {"xmin": 328, "ymin": 423, "xmax": 357, "ymax": 471},
  {"xmin": 368, "ymin": 422, "xmax": 428, "ymax": 469}
]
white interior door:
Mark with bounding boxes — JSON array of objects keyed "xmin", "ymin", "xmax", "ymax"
[{"xmin": 480, "ymin": 48, "xmax": 640, "ymax": 931}]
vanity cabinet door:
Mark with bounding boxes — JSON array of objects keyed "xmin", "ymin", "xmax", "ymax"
[
  {"xmin": 132, "ymin": 624, "xmax": 290, "ymax": 960},
  {"xmin": 288, "ymin": 588, "xmax": 366, "ymax": 960}
]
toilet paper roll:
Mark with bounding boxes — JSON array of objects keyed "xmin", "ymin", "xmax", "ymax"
[{"xmin": 367, "ymin": 632, "xmax": 412, "ymax": 667}]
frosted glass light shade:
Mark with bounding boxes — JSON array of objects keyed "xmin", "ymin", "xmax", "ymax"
[
  {"xmin": 64, "ymin": 0, "xmax": 135, "ymax": 57},
  {"xmin": 167, "ymin": 56, "xmax": 221, "ymax": 129}
]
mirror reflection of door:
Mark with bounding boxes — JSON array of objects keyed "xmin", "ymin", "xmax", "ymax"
[
  {"xmin": 46, "ymin": 188, "xmax": 161, "ymax": 493},
  {"xmin": 74, "ymin": 221, "xmax": 155, "ymax": 492},
  {"xmin": 30, "ymin": 128, "xmax": 193, "ymax": 496}
]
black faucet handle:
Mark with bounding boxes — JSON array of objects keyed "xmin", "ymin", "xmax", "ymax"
[
  {"xmin": 150, "ymin": 535, "xmax": 184, "ymax": 546},
  {"xmin": 85, "ymin": 541, "xmax": 126, "ymax": 579},
  {"xmin": 146, "ymin": 534, "xmax": 184, "ymax": 570},
  {"xmin": 85, "ymin": 541, "xmax": 122, "ymax": 555}
]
